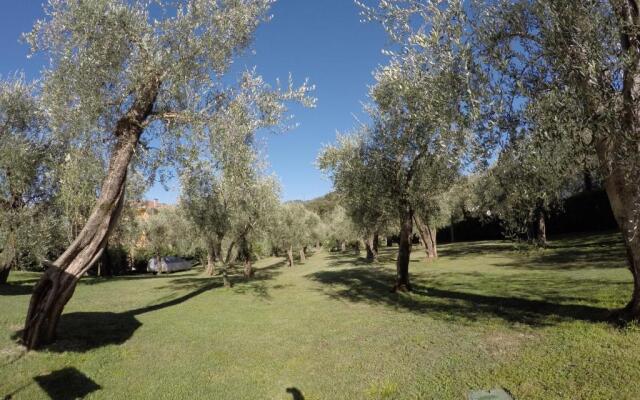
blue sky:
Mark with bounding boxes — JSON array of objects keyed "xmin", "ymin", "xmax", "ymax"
[{"xmin": 0, "ymin": 0, "xmax": 389, "ymax": 203}]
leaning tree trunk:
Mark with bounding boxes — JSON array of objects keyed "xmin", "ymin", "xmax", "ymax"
[
  {"xmin": 22, "ymin": 78, "xmax": 160, "ymax": 350},
  {"xmin": 414, "ymin": 215, "xmax": 438, "ymax": 261},
  {"xmin": 286, "ymin": 246, "xmax": 294, "ymax": 267},
  {"xmin": 394, "ymin": 205, "xmax": 413, "ymax": 292},
  {"xmin": 224, "ymin": 241, "xmax": 236, "ymax": 266},
  {"xmin": 299, "ymin": 248, "xmax": 306, "ymax": 262}
]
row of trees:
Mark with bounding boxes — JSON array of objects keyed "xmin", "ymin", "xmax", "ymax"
[{"xmin": 321, "ymin": 0, "xmax": 640, "ymax": 323}]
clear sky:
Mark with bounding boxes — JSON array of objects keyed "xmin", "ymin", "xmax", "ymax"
[{"xmin": 0, "ymin": 0, "xmax": 389, "ymax": 203}]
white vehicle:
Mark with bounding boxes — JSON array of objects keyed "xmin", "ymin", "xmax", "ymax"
[{"xmin": 147, "ymin": 256, "xmax": 193, "ymax": 273}]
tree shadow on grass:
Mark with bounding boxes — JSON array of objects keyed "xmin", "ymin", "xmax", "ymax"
[
  {"xmin": 0, "ymin": 282, "xmax": 34, "ymax": 296},
  {"xmin": 307, "ymin": 267, "xmax": 613, "ymax": 327},
  {"xmin": 12, "ymin": 258, "xmax": 290, "ymax": 352},
  {"xmin": 324, "ymin": 253, "xmax": 372, "ymax": 268},
  {"xmin": 437, "ymin": 241, "xmax": 518, "ymax": 259},
  {"xmin": 33, "ymin": 367, "xmax": 101, "ymax": 400},
  {"xmin": 11, "ymin": 279, "xmax": 222, "ymax": 353},
  {"xmin": 286, "ymin": 387, "xmax": 305, "ymax": 400}
]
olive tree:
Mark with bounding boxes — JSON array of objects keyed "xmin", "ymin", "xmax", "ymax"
[
  {"xmin": 0, "ymin": 77, "xmax": 56, "ymax": 284},
  {"xmin": 318, "ymin": 133, "xmax": 392, "ymax": 261},
  {"xmin": 21, "ymin": 0, "xmax": 313, "ymax": 349},
  {"xmin": 479, "ymin": 0, "xmax": 640, "ymax": 318},
  {"xmin": 272, "ymin": 203, "xmax": 320, "ymax": 267},
  {"xmin": 349, "ymin": 0, "xmax": 481, "ymax": 290}
]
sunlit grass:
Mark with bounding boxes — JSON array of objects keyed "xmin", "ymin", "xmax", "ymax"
[{"xmin": 1, "ymin": 232, "xmax": 639, "ymax": 399}]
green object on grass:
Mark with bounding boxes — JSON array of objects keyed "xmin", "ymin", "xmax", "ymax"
[{"xmin": 468, "ymin": 388, "xmax": 514, "ymax": 400}]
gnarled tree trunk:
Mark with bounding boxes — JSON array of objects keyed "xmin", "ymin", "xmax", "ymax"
[
  {"xmin": 286, "ymin": 246, "xmax": 294, "ymax": 267},
  {"xmin": 394, "ymin": 204, "xmax": 413, "ymax": 292},
  {"xmin": 224, "ymin": 241, "xmax": 236, "ymax": 266},
  {"xmin": 365, "ymin": 234, "xmax": 378, "ymax": 262},
  {"xmin": 299, "ymin": 248, "xmax": 306, "ymax": 262},
  {"xmin": 414, "ymin": 215, "xmax": 437, "ymax": 261},
  {"xmin": 22, "ymin": 78, "xmax": 160, "ymax": 349}
]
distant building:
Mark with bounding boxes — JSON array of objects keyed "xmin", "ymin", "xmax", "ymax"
[{"xmin": 133, "ymin": 198, "xmax": 172, "ymax": 221}]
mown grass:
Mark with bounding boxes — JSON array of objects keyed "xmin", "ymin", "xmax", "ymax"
[{"xmin": 1, "ymin": 232, "xmax": 639, "ymax": 399}]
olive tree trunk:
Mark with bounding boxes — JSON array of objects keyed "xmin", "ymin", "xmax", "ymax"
[
  {"xmin": 373, "ymin": 232, "xmax": 379, "ymax": 253},
  {"xmin": 0, "ymin": 264, "xmax": 10, "ymax": 284},
  {"xmin": 365, "ymin": 234, "xmax": 378, "ymax": 262},
  {"xmin": 299, "ymin": 248, "xmax": 306, "ymax": 262},
  {"xmin": 205, "ymin": 244, "xmax": 216, "ymax": 276},
  {"xmin": 240, "ymin": 236, "xmax": 253, "ymax": 278},
  {"xmin": 286, "ymin": 246, "xmax": 294, "ymax": 267},
  {"xmin": 0, "ymin": 248, "xmax": 14, "ymax": 285},
  {"xmin": 589, "ymin": 2, "xmax": 640, "ymax": 320},
  {"xmin": 414, "ymin": 215, "xmax": 437, "ymax": 261},
  {"xmin": 597, "ymin": 139, "xmax": 640, "ymax": 319},
  {"xmin": 394, "ymin": 204, "xmax": 413, "ymax": 292},
  {"xmin": 22, "ymin": 78, "xmax": 160, "ymax": 349},
  {"xmin": 536, "ymin": 210, "xmax": 547, "ymax": 247},
  {"xmin": 0, "ymin": 233, "xmax": 16, "ymax": 284}
]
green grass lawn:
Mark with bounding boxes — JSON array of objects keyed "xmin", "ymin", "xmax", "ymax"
[{"xmin": 2, "ymin": 232, "xmax": 639, "ymax": 399}]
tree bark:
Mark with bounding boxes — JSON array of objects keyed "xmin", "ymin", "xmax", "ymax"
[
  {"xmin": 373, "ymin": 232, "xmax": 379, "ymax": 254},
  {"xmin": 243, "ymin": 260, "xmax": 254, "ymax": 278},
  {"xmin": 365, "ymin": 234, "xmax": 378, "ymax": 262},
  {"xmin": 240, "ymin": 236, "xmax": 253, "ymax": 278},
  {"xmin": 450, "ymin": 217, "xmax": 455, "ymax": 243},
  {"xmin": 394, "ymin": 205, "xmax": 413, "ymax": 292},
  {"xmin": 594, "ymin": 1, "xmax": 640, "ymax": 320},
  {"xmin": 286, "ymin": 246, "xmax": 294, "ymax": 267},
  {"xmin": 0, "ymin": 233, "xmax": 16, "ymax": 284},
  {"xmin": 0, "ymin": 265, "xmax": 10, "ymax": 284},
  {"xmin": 22, "ymin": 77, "xmax": 160, "ymax": 349},
  {"xmin": 340, "ymin": 241, "xmax": 346, "ymax": 252},
  {"xmin": 222, "ymin": 267, "xmax": 232, "ymax": 288},
  {"xmin": 224, "ymin": 241, "xmax": 236, "ymax": 266},
  {"xmin": 205, "ymin": 246, "xmax": 216, "ymax": 276},
  {"xmin": 537, "ymin": 210, "xmax": 547, "ymax": 247},
  {"xmin": 365, "ymin": 238, "xmax": 374, "ymax": 261},
  {"xmin": 414, "ymin": 215, "xmax": 438, "ymax": 261},
  {"xmin": 299, "ymin": 248, "xmax": 306, "ymax": 262}
]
